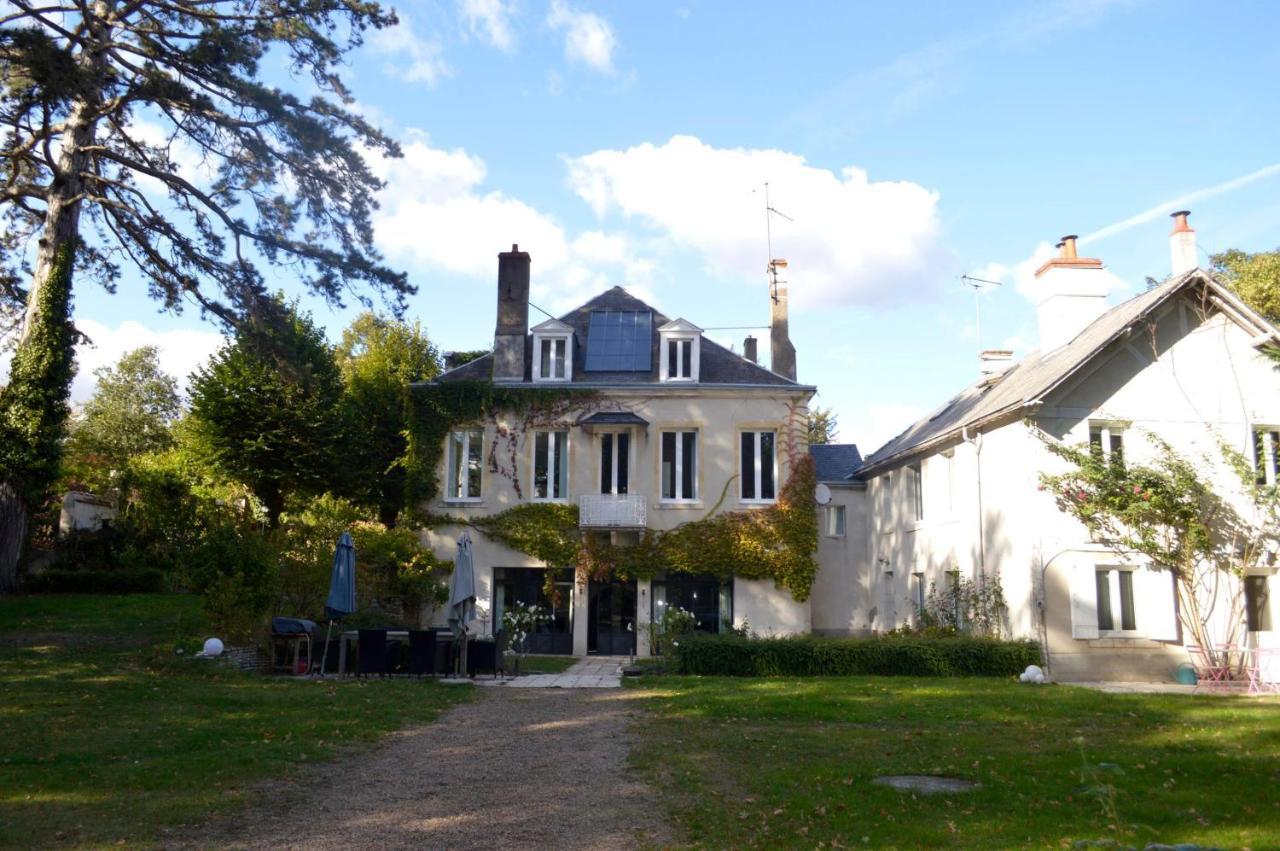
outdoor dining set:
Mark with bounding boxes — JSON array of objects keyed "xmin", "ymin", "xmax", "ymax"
[{"xmin": 1188, "ymin": 644, "xmax": 1280, "ymax": 695}]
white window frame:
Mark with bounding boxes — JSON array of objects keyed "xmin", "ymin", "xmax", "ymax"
[
  {"xmin": 446, "ymin": 428, "xmax": 484, "ymax": 502},
  {"xmin": 1089, "ymin": 422, "xmax": 1125, "ymax": 464},
  {"xmin": 825, "ymin": 504, "xmax": 846, "ymax": 537},
  {"xmin": 598, "ymin": 430, "xmax": 631, "ymax": 495},
  {"xmin": 1095, "ymin": 565, "xmax": 1139, "ymax": 635},
  {"xmin": 740, "ymin": 430, "xmax": 778, "ymax": 504},
  {"xmin": 1253, "ymin": 426, "xmax": 1280, "ymax": 487},
  {"xmin": 531, "ymin": 429, "xmax": 570, "ymax": 502},
  {"xmin": 911, "ymin": 571, "xmax": 926, "ymax": 621},
  {"xmin": 660, "ymin": 429, "xmax": 699, "ymax": 502},
  {"xmin": 532, "ymin": 333, "xmax": 572, "ymax": 382},
  {"xmin": 658, "ymin": 319, "xmax": 701, "ymax": 383}
]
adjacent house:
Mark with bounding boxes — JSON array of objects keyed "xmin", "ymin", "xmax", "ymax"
[
  {"xmin": 417, "ymin": 246, "xmax": 815, "ymax": 656},
  {"xmin": 815, "ymin": 213, "xmax": 1280, "ymax": 681}
]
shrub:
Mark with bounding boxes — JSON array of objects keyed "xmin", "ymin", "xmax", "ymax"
[
  {"xmin": 25, "ymin": 567, "xmax": 164, "ymax": 594},
  {"xmin": 671, "ymin": 633, "xmax": 1041, "ymax": 677}
]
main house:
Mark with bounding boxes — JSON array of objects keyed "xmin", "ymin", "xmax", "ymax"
[
  {"xmin": 417, "ymin": 246, "xmax": 815, "ymax": 656},
  {"xmin": 815, "ymin": 213, "xmax": 1280, "ymax": 681}
]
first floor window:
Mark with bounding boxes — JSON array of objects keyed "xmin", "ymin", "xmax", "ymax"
[
  {"xmin": 661, "ymin": 430, "xmax": 698, "ymax": 501},
  {"xmin": 740, "ymin": 430, "xmax": 776, "ymax": 501},
  {"xmin": 600, "ymin": 432, "xmax": 630, "ymax": 494},
  {"xmin": 825, "ymin": 504, "xmax": 846, "ymax": 536},
  {"xmin": 448, "ymin": 429, "xmax": 483, "ymax": 500},
  {"xmin": 1090, "ymin": 423, "xmax": 1125, "ymax": 468},
  {"xmin": 537, "ymin": 336, "xmax": 568, "ymax": 380},
  {"xmin": 533, "ymin": 430, "xmax": 569, "ymax": 500},
  {"xmin": 1095, "ymin": 567, "xmax": 1137, "ymax": 632},
  {"xmin": 1246, "ymin": 574, "xmax": 1273, "ymax": 632},
  {"xmin": 1254, "ymin": 428, "xmax": 1280, "ymax": 486},
  {"xmin": 909, "ymin": 462, "xmax": 923, "ymax": 521}
]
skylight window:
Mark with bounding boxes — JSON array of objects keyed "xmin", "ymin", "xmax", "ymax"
[{"xmin": 584, "ymin": 310, "xmax": 652, "ymax": 372}]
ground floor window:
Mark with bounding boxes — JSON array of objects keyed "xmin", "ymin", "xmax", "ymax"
[
  {"xmin": 492, "ymin": 567, "xmax": 574, "ymax": 654},
  {"xmin": 651, "ymin": 572, "xmax": 731, "ymax": 635},
  {"xmin": 1096, "ymin": 567, "xmax": 1137, "ymax": 632},
  {"xmin": 1246, "ymin": 574, "xmax": 1272, "ymax": 632}
]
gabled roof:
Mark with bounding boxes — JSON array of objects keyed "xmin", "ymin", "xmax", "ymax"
[
  {"xmin": 857, "ymin": 269, "xmax": 1280, "ymax": 476},
  {"xmin": 531, "ymin": 317, "xmax": 573, "ymax": 334},
  {"xmin": 433, "ymin": 286, "xmax": 808, "ymax": 389},
  {"xmin": 809, "ymin": 443, "xmax": 863, "ymax": 483}
]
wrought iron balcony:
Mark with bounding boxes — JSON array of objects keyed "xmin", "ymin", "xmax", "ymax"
[{"xmin": 578, "ymin": 493, "xmax": 647, "ymax": 528}]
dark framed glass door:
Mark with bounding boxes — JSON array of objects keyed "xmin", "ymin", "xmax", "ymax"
[{"xmin": 588, "ymin": 579, "xmax": 636, "ymax": 655}]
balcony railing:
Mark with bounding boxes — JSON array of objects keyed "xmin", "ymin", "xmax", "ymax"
[{"xmin": 578, "ymin": 493, "xmax": 647, "ymax": 528}]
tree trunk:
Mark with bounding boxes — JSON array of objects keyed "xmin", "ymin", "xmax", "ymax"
[
  {"xmin": 0, "ymin": 484, "xmax": 27, "ymax": 594},
  {"xmin": 0, "ymin": 45, "xmax": 103, "ymax": 591}
]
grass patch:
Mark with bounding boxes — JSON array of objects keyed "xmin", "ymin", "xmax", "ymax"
[
  {"xmin": 627, "ymin": 675, "xmax": 1280, "ymax": 849},
  {"xmin": 0, "ymin": 594, "xmax": 471, "ymax": 850},
  {"xmin": 515, "ymin": 655, "xmax": 578, "ymax": 675}
]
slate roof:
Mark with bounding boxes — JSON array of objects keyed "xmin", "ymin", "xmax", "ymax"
[
  {"xmin": 809, "ymin": 443, "xmax": 863, "ymax": 483},
  {"xmin": 433, "ymin": 286, "xmax": 808, "ymax": 389},
  {"xmin": 857, "ymin": 269, "xmax": 1280, "ymax": 476}
]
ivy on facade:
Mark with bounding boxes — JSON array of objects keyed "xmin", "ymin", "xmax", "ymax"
[{"xmin": 411, "ymin": 382, "xmax": 820, "ymax": 601}]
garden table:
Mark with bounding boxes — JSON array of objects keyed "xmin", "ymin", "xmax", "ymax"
[{"xmin": 337, "ymin": 629, "xmax": 408, "ymax": 676}]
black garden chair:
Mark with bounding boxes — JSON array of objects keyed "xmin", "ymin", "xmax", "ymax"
[
  {"xmin": 407, "ymin": 629, "xmax": 437, "ymax": 678},
  {"xmin": 357, "ymin": 629, "xmax": 389, "ymax": 677}
]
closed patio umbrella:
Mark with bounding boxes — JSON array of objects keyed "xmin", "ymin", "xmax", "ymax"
[
  {"xmin": 317, "ymin": 532, "xmax": 356, "ymax": 676},
  {"xmin": 448, "ymin": 531, "xmax": 477, "ymax": 675}
]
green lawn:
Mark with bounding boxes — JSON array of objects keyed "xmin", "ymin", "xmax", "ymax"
[
  {"xmin": 0, "ymin": 594, "xmax": 471, "ymax": 850},
  {"xmin": 627, "ymin": 676, "xmax": 1280, "ymax": 849}
]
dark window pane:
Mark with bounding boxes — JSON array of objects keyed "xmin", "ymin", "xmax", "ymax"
[
  {"xmin": 1271, "ymin": 432, "xmax": 1280, "ymax": 482},
  {"xmin": 534, "ymin": 432, "xmax": 549, "ymax": 498},
  {"xmin": 1095, "ymin": 570, "xmax": 1114, "ymax": 631},
  {"xmin": 600, "ymin": 433, "xmax": 613, "ymax": 494},
  {"xmin": 539, "ymin": 338, "xmax": 551, "ymax": 378},
  {"xmin": 1246, "ymin": 575, "xmax": 1272, "ymax": 632},
  {"xmin": 1118, "ymin": 571, "xmax": 1136, "ymax": 631},
  {"xmin": 554, "ymin": 431, "xmax": 568, "ymax": 499},
  {"xmin": 662, "ymin": 432, "xmax": 676, "ymax": 499},
  {"xmin": 681, "ymin": 340, "xmax": 692, "ymax": 377},
  {"xmin": 667, "ymin": 339, "xmax": 677, "ymax": 377},
  {"xmin": 761, "ymin": 432, "xmax": 775, "ymax": 499},
  {"xmin": 682, "ymin": 431, "xmax": 697, "ymax": 499},
  {"xmin": 741, "ymin": 432, "xmax": 755, "ymax": 499},
  {"xmin": 1109, "ymin": 432, "xmax": 1124, "ymax": 468},
  {"xmin": 467, "ymin": 431, "xmax": 483, "ymax": 498},
  {"xmin": 1090, "ymin": 428, "xmax": 1104, "ymax": 460},
  {"xmin": 1255, "ymin": 430, "xmax": 1268, "ymax": 485},
  {"xmin": 617, "ymin": 433, "xmax": 629, "ymax": 494}
]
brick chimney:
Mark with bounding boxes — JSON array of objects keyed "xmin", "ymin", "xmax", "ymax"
[
  {"xmin": 1170, "ymin": 210, "xmax": 1197, "ymax": 276},
  {"xmin": 492, "ymin": 244, "xmax": 530, "ymax": 382},
  {"xmin": 743, "ymin": 335, "xmax": 758, "ymax": 364},
  {"xmin": 769, "ymin": 260, "xmax": 797, "ymax": 381},
  {"xmin": 1034, "ymin": 235, "xmax": 1109, "ymax": 352}
]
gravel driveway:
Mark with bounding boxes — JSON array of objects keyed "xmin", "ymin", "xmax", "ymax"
[{"xmin": 172, "ymin": 686, "xmax": 673, "ymax": 850}]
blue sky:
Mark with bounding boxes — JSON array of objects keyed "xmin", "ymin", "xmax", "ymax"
[{"xmin": 50, "ymin": 0, "xmax": 1280, "ymax": 450}]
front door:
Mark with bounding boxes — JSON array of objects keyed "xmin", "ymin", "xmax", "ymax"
[{"xmin": 588, "ymin": 579, "xmax": 636, "ymax": 655}]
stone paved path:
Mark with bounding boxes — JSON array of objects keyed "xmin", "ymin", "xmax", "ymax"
[
  {"xmin": 171, "ymin": 686, "xmax": 671, "ymax": 850},
  {"xmin": 476, "ymin": 654, "xmax": 627, "ymax": 689}
]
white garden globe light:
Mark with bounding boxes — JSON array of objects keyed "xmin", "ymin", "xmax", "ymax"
[{"xmin": 202, "ymin": 638, "xmax": 224, "ymax": 657}]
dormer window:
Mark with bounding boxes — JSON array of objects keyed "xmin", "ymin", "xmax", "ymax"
[
  {"xmin": 658, "ymin": 318, "xmax": 701, "ymax": 383},
  {"xmin": 531, "ymin": 318, "xmax": 573, "ymax": 382}
]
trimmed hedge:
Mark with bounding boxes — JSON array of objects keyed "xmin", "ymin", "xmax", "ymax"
[
  {"xmin": 24, "ymin": 568, "xmax": 165, "ymax": 594},
  {"xmin": 671, "ymin": 633, "xmax": 1042, "ymax": 677}
]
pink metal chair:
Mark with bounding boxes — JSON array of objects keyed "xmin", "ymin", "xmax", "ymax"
[
  {"xmin": 1188, "ymin": 646, "xmax": 1230, "ymax": 693},
  {"xmin": 1247, "ymin": 647, "xmax": 1280, "ymax": 696}
]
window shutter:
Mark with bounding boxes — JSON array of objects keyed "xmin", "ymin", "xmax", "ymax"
[
  {"xmin": 1138, "ymin": 566, "xmax": 1180, "ymax": 642},
  {"xmin": 1069, "ymin": 563, "xmax": 1100, "ymax": 639}
]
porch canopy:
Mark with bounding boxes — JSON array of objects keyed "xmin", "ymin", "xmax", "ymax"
[{"xmin": 576, "ymin": 411, "xmax": 648, "ymax": 433}]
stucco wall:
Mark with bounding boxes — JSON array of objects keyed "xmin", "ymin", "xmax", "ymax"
[
  {"xmin": 810, "ymin": 485, "xmax": 873, "ymax": 636},
  {"xmin": 734, "ymin": 577, "xmax": 810, "ymax": 636}
]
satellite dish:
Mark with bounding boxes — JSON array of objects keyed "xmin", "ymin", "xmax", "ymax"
[{"xmin": 814, "ymin": 483, "xmax": 832, "ymax": 505}]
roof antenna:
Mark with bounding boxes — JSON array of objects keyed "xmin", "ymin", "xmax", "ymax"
[
  {"xmin": 959, "ymin": 274, "xmax": 1003, "ymax": 354},
  {"xmin": 761, "ymin": 181, "xmax": 794, "ymax": 302}
]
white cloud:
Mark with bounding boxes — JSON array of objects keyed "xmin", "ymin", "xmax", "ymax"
[
  {"xmin": 69, "ymin": 320, "xmax": 224, "ymax": 404},
  {"xmin": 366, "ymin": 131, "xmax": 647, "ymax": 313},
  {"xmin": 845, "ymin": 403, "xmax": 927, "ymax": 456},
  {"xmin": 459, "ymin": 0, "xmax": 517, "ymax": 51},
  {"xmin": 373, "ymin": 16, "xmax": 452, "ymax": 86},
  {"xmin": 565, "ymin": 135, "xmax": 945, "ymax": 308},
  {"xmin": 546, "ymin": 0, "xmax": 617, "ymax": 74}
]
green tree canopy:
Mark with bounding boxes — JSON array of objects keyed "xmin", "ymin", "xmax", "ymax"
[
  {"xmin": 64, "ymin": 346, "xmax": 182, "ymax": 490},
  {"xmin": 337, "ymin": 313, "xmax": 440, "ymax": 527},
  {"xmin": 807, "ymin": 406, "xmax": 839, "ymax": 445},
  {"xmin": 188, "ymin": 298, "xmax": 344, "ymax": 527},
  {"xmin": 1212, "ymin": 248, "xmax": 1280, "ymax": 324}
]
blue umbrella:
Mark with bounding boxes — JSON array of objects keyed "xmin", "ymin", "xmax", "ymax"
[{"xmin": 317, "ymin": 532, "xmax": 356, "ymax": 676}]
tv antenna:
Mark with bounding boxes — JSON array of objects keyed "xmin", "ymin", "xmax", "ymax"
[
  {"xmin": 959, "ymin": 274, "xmax": 1003, "ymax": 352},
  {"xmin": 761, "ymin": 181, "xmax": 794, "ymax": 302}
]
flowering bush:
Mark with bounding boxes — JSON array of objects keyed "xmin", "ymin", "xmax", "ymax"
[
  {"xmin": 647, "ymin": 604, "xmax": 697, "ymax": 656},
  {"xmin": 502, "ymin": 600, "xmax": 547, "ymax": 664}
]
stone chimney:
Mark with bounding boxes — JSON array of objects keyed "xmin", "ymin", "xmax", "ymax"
[
  {"xmin": 743, "ymin": 335, "xmax": 758, "ymax": 364},
  {"xmin": 1170, "ymin": 210, "xmax": 1197, "ymax": 276},
  {"xmin": 1034, "ymin": 235, "xmax": 1109, "ymax": 352},
  {"xmin": 492, "ymin": 244, "xmax": 530, "ymax": 381},
  {"xmin": 769, "ymin": 260, "xmax": 797, "ymax": 381}
]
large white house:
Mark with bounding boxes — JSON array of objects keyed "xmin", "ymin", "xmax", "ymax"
[{"xmin": 815, "ymin": 213, "xmax": 1280, "ymax": 681}]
